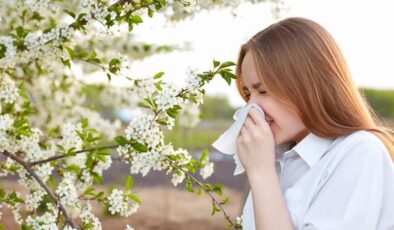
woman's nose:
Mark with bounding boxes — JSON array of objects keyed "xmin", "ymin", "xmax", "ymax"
[{"xmin": 248, "ymin": 93, "xmax": 259, "ymax": 104}]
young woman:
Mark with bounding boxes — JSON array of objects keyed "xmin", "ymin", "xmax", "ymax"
[{"xmin": 235, "ymin": 17, "xmax": 394, "ymax": 230}]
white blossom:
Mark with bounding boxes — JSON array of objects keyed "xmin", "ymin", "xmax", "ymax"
[
  {"xmin": 56, "ymin": 172, "xmax": 79, "ymax": 207},
  {"xmin": 155, "ymin": 83, "xmax": 184, "ymax": 111},
  {"xmin": 200, "ymin": 161, "xmax": 214, "ymax": 179},
  {"xmin": 80, "ymin": 202, "xmax": 102, "ymax": 230},
  {"xmin": 0, "ymin": 75, "xmax": 19, "ymax": 104},
  {"xmin": 125, "ymin": 114, "xmax": 163, "ymax": 149},
  {"xmin": 25, "ymin": 189, "xmax": 46, "ymax": 211},
  {"xmin": 171, "ymin": 170, "xmax": 185, "ymax": 186},
  {"xmin": 58, "ymin": 123, "xmax": 83, "ymax": 152},
  {"xmin": 26, "ymin": 212, "xmax": 57, "ymax": 230},
  {"xmin": 107, "ymin": 189, "xmax": 139, "ymax": 217}
]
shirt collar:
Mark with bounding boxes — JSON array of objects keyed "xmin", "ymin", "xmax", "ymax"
[{"xmin": 275, "ymin": 133, "xmax": 334, "ymax": 167}]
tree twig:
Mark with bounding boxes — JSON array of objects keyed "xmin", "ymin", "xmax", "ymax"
[
  {"xmin": 164, "ymin": 155, "xmax": 236, "ymax": 228},
  {"xmin": 29, "ymin": 145, "xmax": 119, "ymax": 166},
  {"xmin": 1, "ymin": 151, "xmax": 78, "ymax": 229}
]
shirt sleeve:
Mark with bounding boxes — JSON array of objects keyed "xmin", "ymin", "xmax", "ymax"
[{"xmin": 300, "ymin": 135, "xmax": 394, "ymax": 230}]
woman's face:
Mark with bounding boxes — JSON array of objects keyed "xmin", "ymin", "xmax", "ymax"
[{"xmin": 240, "ymin": 51, "xmax": 309, "ymax": 145}]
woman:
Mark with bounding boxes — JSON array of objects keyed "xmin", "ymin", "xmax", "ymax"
[{"xmin": 235, "ymin": 17, "xmax": 394, "ymax": 230}]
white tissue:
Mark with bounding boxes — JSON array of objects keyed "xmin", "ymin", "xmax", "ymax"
[{"xmin": 212, "ymin": 103, "xmax": 265, "ymax": 175}]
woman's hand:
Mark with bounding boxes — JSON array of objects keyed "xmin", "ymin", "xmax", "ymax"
[{"xmin": 236, "ymin": 108, "xmax": 276, "ymax": 176}]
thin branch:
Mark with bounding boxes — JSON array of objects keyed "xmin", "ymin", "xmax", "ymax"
[
  {"xmin": 1, "ymin": 151, "xmax": 78, "ymax": 229},
  {"xmin": 29, "ymin": 145, "xmax": 119, "ymax": 166},
  {"xmin": 164, "ymin": 155, "xmax": 236, "ymax": 228}
]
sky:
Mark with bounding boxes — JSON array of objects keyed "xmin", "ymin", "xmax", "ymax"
[{"xmin": 85, "ymin": 0, "xmax": 394, "ymax": 108}]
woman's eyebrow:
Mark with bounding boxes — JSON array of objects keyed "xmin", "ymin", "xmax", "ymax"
[{"xmin": 242, "ymin": 82, "xmax": 262, "ymax": 91}]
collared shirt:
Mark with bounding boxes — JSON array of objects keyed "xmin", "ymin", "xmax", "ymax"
[{"xmin": 242, "ymin": 130, "xmax": 394, "ymax": 230}]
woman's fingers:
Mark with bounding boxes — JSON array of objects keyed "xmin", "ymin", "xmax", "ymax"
[{"xmin": 248, "ymin": 108, "xmax": 268, "ymax": 128}]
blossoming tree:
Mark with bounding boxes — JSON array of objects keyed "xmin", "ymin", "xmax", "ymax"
[{"xmin": 0, "ymin": 0, "xmax": 284, "ymax": 229}]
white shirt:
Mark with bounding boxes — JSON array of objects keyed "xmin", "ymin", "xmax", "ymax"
[{"xmin": 242, "ymin": 130, "xmax": 394, "ymax": 230}]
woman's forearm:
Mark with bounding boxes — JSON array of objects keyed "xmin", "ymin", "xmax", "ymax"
[{"xmin": 248, "ymin": 166, "xmax": 295, "ymax": 230}]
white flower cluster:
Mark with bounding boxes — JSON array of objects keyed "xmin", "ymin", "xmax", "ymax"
[
  {"xmin": 200, "ymin": 161, "xmax": 214, "ymax": 180},
  {"xmin": 0, "ymin": 36, "xmax": 16, "ymax": 69},
  {"xmin": 171, "ymin": 170, "xmax": 185, "ymax": 186},
  {"xmin": 185, "ymin": 73, "xmax": 204, "ymax": 105},
  {"xmin": 236, "ymin": 215, "xmax": 243, "ymax": 226},
  {"xmin": 80, "ymin": 202, "xmax": 102, "ymax": 230},
  {"xmin": 58, "ymin": 123, "xmax": 83, "ymax": 152},
  {"xmin": 19, "ymin": 128, "xmax": 45, "ymax": 162},
  {"xmin": 56, "ymin": 172, "xmax": 79, "ymax": 207},
  {"xmin": 5, "ymin": 191, "xmax": 23, "ymax": 224},
  {"xmin": 25, "ymin": 189, "xmax": 46, "ymax": 211},
  {"xmin": 23, "ymin": 0, "xmax": 50, "ymax": 12},
  {"xmin": 126, "ymin": 144, "xmax": 173, "ymax": 177},
  {"xmin": 168, "ymin": 148, "xmax": 192, "ymax": 186},
  {"xmin": 126, "ymin": 224, "xmax": 135, "ymax": 230},
  {"xmin": 107, "ymin": 189, "xmax": 139, "ymax": 217},
  {"xmin": 155, "ymin": 83, "xmax": 184, "ymax": 111},
  {"xmin": 26, "ymin": 211, "xmax": 57, "ymax": 230},
  {"xmin": 34, "ymin": 163, "xmax": 54, "ymax": 183},
  {"xmin": 0, "ymin": 75, "xmax": 19, "ymax": 104},
  {"xmin": 131, "ymin": 78, "xmax": 156, "ymax": 99},
  {"xmin": 125, "ymin": 115, "xmax": 163, "ymax": 149},
  {"xmin": 0, "ymin": 114, "xmax": 13, "ymax": 132}
]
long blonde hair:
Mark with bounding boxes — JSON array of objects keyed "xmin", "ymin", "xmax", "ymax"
[{"xmin": 236, "ymin": 17, "xmax": 394, "ymax": 160}]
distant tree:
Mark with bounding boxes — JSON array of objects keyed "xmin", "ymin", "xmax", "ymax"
[{"xmin": 360, "ymin": 88, "xmax": 394, "ymax": 119}]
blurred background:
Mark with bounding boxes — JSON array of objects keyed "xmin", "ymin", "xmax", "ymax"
[{"xmin": 2, "ymin": 0, "xmax": 394, "ymax": 229}]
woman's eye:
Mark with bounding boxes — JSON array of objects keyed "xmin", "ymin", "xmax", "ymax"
[{"xmin": 259, "ymin": 91, "xmax": 266, "ymax": 94}]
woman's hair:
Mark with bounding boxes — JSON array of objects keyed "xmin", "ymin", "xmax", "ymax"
[{"xmin": 236, "ymin": 17, "xmax": 394, "ymax": 160}]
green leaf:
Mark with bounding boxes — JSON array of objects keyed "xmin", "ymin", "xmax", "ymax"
[
  {"xmin": 199, "ymin": 149, "xmax": 209, "ymax": 165},
  {"xmin": 107, "ymin": 73, "xmax": 112, "ymax": 82},
  {"xmin": 64, "ymin": 9, "xmax": 76, "ymax": 18},
  {"xmin": 172, "ymin": 104, "xmax": 182, "ymax": 110},
  {"xmin": 186, "ymin": 178, "xmax": 194, "ymax": 193},
  {"xmin": 129, "ymin": 15, "xmax": 143, "ymax": 24},
  {"xmin": 15, "ymin": 26, "xmax": 28, "ymax": 38},
  {"xmin": 115, "ymin": 136, "xmax": 128, "ymax": 146},
  {"xmin": 166, "ymin": 108, "xmax": 177, "ymax": 119},
  {"xmin": 127, "ymin": 194, "xmax": 141, "ymax": 204},
  {"xmin": 65, "ymin": 164, "xmax": 81, "ymax": 174},
  {"xmin": 61, "ymin": 58, "xmax": 71, "ymax": 68},
  {"xmin": 131, "ymin": 142, "xmax": 148, "ymax": 152},
  {"xmin": 125, "ymin": 175, "xmax": 133, "ymax": 190},
  {"xmin": 212, "ymin": 184, "xmax": 224, "ymax": 196},
  {"xmin": 83, "ymin": 187, "xmax": 95, "ymax": 196},
  {"xmin": 219, "ymin": 71, "xmax": 232, "ymax": 86},
  {"xmin": 92, "ymin": 172, "xmax": 103, "ymax": 184},
  {"xmin": 21, "ymin": 224, "xmax": 32, "ymax": 230},
  {"xmin": 0, "ymin": 188, "xmax": 5, "ymax": 199},
  {"xmin": 154, "ymin": 72, "xmax": 164, "ymax": 79},
  {"xmin": 96, "ymin": 155, "xmax": 106, "ymax": 163},
  {"xmin": 220, "ymin": 197, "xmax": 229, "ymax": 205},
  {"xmin": 213, "ymin": 60, "xmax": 220, "ymax": 68},
  {"xmin": 65, "ymin": 47, "xmax": 75, "ymax": 60},
  {"xmin": 97, "ymin": 149, "xmax": 110, "ymax": 156},
  {"xmin": 81, "ymin": 118, "xmax": 88, "ymax": 129},
  {"xmin": 219, "ymin": 61, "xmax": 236, "ymax": 69},
  {"xmin": 148, "ymin": 9, "xmax": 154, "ymax": 18},
  {"xmin": 211, "ymin": 202, "xmax": 221, "ymax": 216}
]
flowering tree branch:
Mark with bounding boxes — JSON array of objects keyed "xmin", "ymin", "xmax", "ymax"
[
  {"xmin": 29, "ymin": 145, "xmax": 119, "ymax": 167},
  {"xmin": 1, "ymin": 151, "xmax": 77, "ymax": 229}
]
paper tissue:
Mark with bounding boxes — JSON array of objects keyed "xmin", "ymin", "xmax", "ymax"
[{"xmin": 212, "ymin": 103, "xmax": 265, "ymax": 175}]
